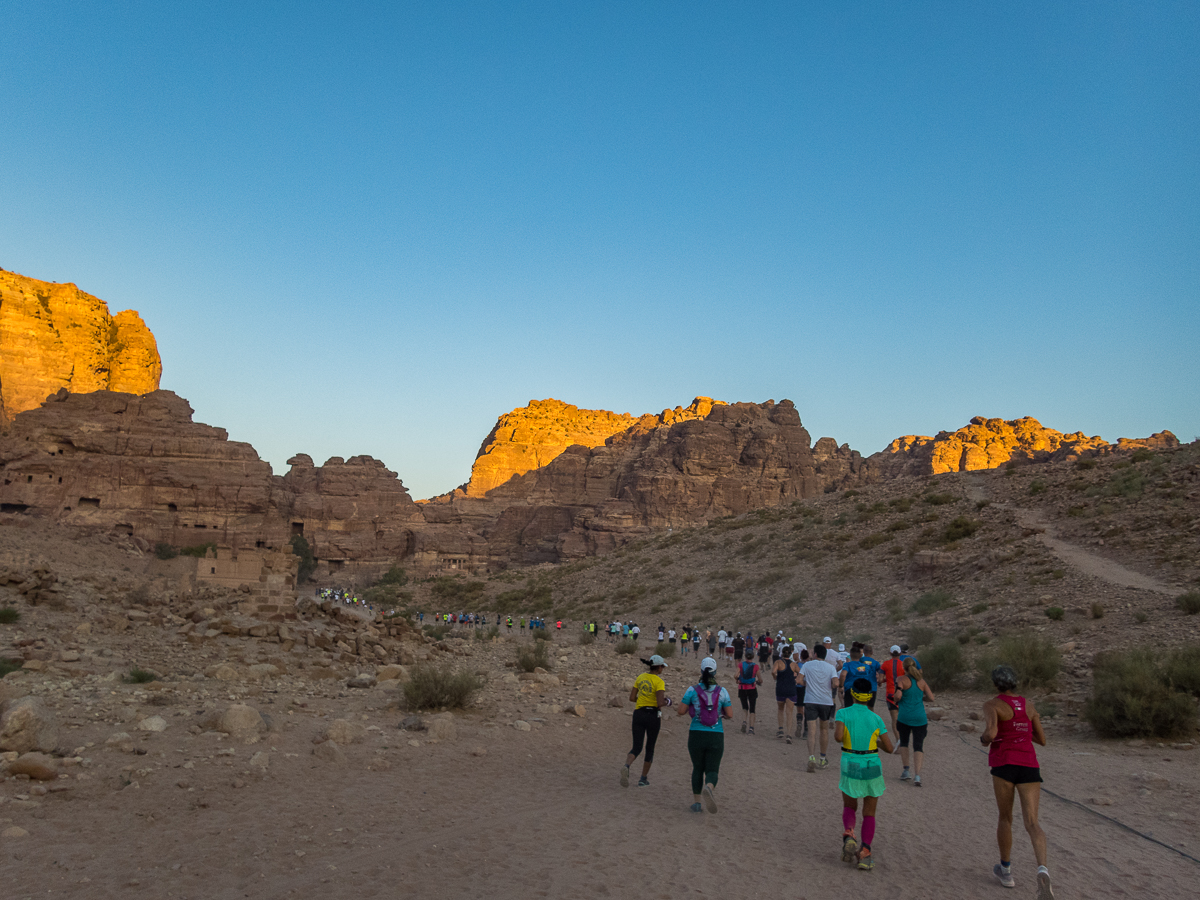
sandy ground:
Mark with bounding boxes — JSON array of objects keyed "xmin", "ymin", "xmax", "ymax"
[{"xmin": 3, "ymin": 676, "xmax": 1198, "ymax": 900}]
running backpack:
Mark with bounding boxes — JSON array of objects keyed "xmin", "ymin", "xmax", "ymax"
[
  {"xmin": 691, "ymin": 684, "xmax": 722, "ymax": 727},
  {"xmin": 738, "ymin": 661, "xmax": 757, "ymax": 687}
]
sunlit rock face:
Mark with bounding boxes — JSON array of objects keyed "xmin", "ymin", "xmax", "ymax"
[
  {"xmin": 869, "ymin": 415, "xmax": 1146, "ymax": 476},
  {"xmin": 0, "ymin": 270, "xmax": 161, "ymax": 425}
]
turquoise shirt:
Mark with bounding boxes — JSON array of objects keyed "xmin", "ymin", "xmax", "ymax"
[
  {"xmin": 681, "ymin": 684, "xmax": 732, "ymax": 733},
  {"xmin": 896, "ymin": 676, "xmax": 928, "ymax": 726}
]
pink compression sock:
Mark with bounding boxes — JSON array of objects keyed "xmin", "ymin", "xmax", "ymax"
[
  {"xmin": 842, "ymin": 808, "xmax": 856, "ymax": 832},
  {"xmin": 862, "ymin": 815, "xmax": 876, "ymax": 848}
]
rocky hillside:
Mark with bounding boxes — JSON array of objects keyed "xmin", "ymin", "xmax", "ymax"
[
  {"xmin": 0, "ymin": 269, "xmax": 160, "ymax": 425},
  {"xmin": 871, "ymin": 415, "xmax": 1179, "ymax": 476}
]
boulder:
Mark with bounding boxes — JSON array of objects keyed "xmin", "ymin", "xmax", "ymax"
[
  {"xmin": 376, "ymin": 665, "xmax": 409, "ymax": 682},
  {"xmin": 247, "ymin": 664, "xmax": 281, "ymax": 680},
  {"xmin": 8, "ymin": 752, "xmax": 58, "ymax": 781},
  {"xmin": 347, "ymin": 673, "xmax": 376, "ymax": 689},
  {"xmin": 320, "ymin": 719, "xmax": 366, "ymax": 745},
  {"xmin": 0, "ymin": 696, "xmax": 59, "ymax": 753},
  {"xmin": 313, "ymin": 740, "xmax": 346, "ymax": 764},
  {"xmin": 426, "ymin": 718, "xmax": 457, "ymax": 742},
  {"xmin": 136, "ymin": 715, "xmax": 168, "ymax": 733},
  {"xmin": 201, "ymin": 704, "xmax": 267, "ymax": 743}
]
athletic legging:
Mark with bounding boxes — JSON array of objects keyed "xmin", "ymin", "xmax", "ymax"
[
  {"xmin": 738, "ymin": 688, "xmax": 758, "ymax": 713},
  {"xmin": 687, "ymin": 730, "xmax": 724, "ymax": 794},
  {"xmin": 629, "ymin": 708, "xmax": 662, "ymax": 762},
  {"xmin": 897, "ymin": 721, "xmax": 928, "ymax": 753}
]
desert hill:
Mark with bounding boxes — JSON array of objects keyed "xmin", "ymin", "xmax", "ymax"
[{"xmin": 0, "ymin": 269, "xmax": 160, "ymax": 425}]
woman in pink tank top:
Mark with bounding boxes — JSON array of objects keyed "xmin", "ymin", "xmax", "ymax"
[{"xmin": 980, "ymin": 665, "xmax": 1054, "ymax": 899}]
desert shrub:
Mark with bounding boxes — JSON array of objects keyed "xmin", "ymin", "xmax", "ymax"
[
  {"xmin": 859, "ymin": 533, "xmax": 890, "ymax": 550},
  {"xmin": 1164, "ymin": 645, "xmax": 1200, "ymax": 698},
  {"xmin": 975, "ymin": 633, "xmax": 1060, "ymax": 690},
  {"xmin": 0, "ymin": 657, "xmax": 23, "ymax": 677},
  {"xmin": 1090, "ymin": 603, "xmax": 1105, "ymax": 619},
  {"xmin": 1075, "ymin": 457, "xmax": 1097, "ymax": 470},
  {"xmin": 154, "ymin": 542, "xmax": 178, "ymax": 560},
  {"xmin": 615, "ymin": 638, "xmax": 637, "ymax": 655},
  {"xmin": 290, "ymin": 535, "xmax": 316, "ymax": 584},
  {"xmin": 1102, "ymin": 469, "xmax": 1145, "ymax": 499},
  {"xmin": 1130, "ymin": 448, "xmax": 1154, "ymax": 463},
  {"xmin": 911, "ymin": 589, "xmax": 954, "ymax": 617},
  {"xmin": 711, "ymin": 567, "xmax": 741, "ymax": 581},
  {"xmin": 1029, "ymin": 480, "xmax": 1046, "ymax": 495},
  {"xmin": 924, "ymin": 492, "xmax": 956, "ymax": 506},
  {"xmin": 578, "ymin": 630, "xmax": 596, "ymax": 645},
  {"xmin": 124, "ymin": 667, "xmax": 157, "ymax": 684},
  {"xmin": 1045, "ymin": 606, "xmax": 1065, "ymax": 621},
  {"xmin": 516, "ymin": 641, "xmax": 551, "ymax": 673},
  {"xmin": 423, "ymin": 623, "xmax": 451, "ymax": 640},
  {"xmin": 1134, "ymin": 611, "xmax": 1148, "ymax": 624},
  {"xmin": 495, "ymin": 580, "xmax": 553, "ymax": 613},
  {"xmin": 1177, "ymin": 591, "xmax": 1200, "ymax": 615},
  {"xmin": 655, "ymin": 641, "xmax": 676, "ymax": 658},
  {"xmin": 474, "ymin": 625, "xmax": 500, "ymax": 642},
  {"xmin": 975, "ymin": 499, "xmax": 992, "ymax": 510},
  {"xmin": 0, "ymin": 608, "xmax": 20, "ymax": 625},
  {"xmin": 942, "ymin": 517, "xmax": 979, "ymax": 542},
  {"xmin": 377, "ymin": 565, "xmax": 408, "ymax": 587},
  {"xmin": 1084, "ymin": 649, "xmax": 1197, "ymax": 738},
  {"xmin": 889, "ymin": 497, "xmax": 914, "ymax": 512},
  {"xmin": 402, "ymin": 664, "xmax": 482, "ymax": 710},
  {"xmin": 921, "ymin": 640, "xmax": 967, "ymax": 691},
  {"xmin": 905, "ymin": 625, "xmax": 942, "ymax": 652},
  {"xmin": 970, "ymin": 602, "xmax": 989, "ymax": 615},
  {"xmin": 430, "ymin": 577, "xmax": 486, "ymax": 605},
  {"xmin": 885, "ymin": 598, "xmax": 906, "ymax": 622}
]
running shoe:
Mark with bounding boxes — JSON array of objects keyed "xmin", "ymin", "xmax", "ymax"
[
  {"xmin": 776, "ymin": 728, "xmax": 784, "ymax": 739},
  {"xmin": 702, "ymin": 783, "xmax": 718, "ymax": 814},
  {"xmin": 817, "ymin": 756, "xmax": 829, "ymax": 769},
  {"xmin": 741, "ymin": 721, "xmax": 747, "ymax": 734},
  {"xmin": 993, "ymin": 864, "xmax": 1015, "ymax": 889},
  {"xmin": 1036, "ymin": 870, "xmax": 1054, "ymax": 900},
  {"xmin": 807, "ymin": 755, "xmax": 816, "ymax": 773},
  {"xmin": 748, "ymin": 726, "xmax": 755, "ymax": 735},
  {"xmin": 900, "ymin": 768, "xmax": 912, "ymax": 781},
  {"xmin": 913, "ymin": 775, "xmax": 922, "ymax": 787},
  {"xmin": 690, "ymin": 802, "xmax": 703, "ymax": 812},
  {"xmin": 841, "ymin": 832, "xmax": 858, "ymax": 864},
  {"xmin": 786, "ymin": 734, "xmax": 792, "ymax": 744},
  {"xmin": 637, "ymin": 776, "xmax": 650, "ymax": 787},
  {"xmin": 857, "ymin": 849, "xmax": 874, "ymax": 871},
  {"xmin": 620, "ymin": 765, "xmax": 629, "ymax": 788}
]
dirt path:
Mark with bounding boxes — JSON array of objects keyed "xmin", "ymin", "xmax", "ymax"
[{"xmin": 965, "ymin": 474, "xmax": 1178, "ymax": 596}]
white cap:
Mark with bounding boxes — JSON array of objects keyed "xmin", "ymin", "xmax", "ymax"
[
  {"xmin": 838, "ymin": 644, "xmax": 846, "ymax": 652},
  {"xmin": 792, "ymin": 642, "xmax": 807, "ymax": 657},
  {"xmin": 890, "ymin": 645, "xmax": 902, "ymax": 654},
  {"xmin": 823, "ymin": 636, "xmax": 832, "ymax": 643},
  {"xmin": 649, "ymin": 655, "xmax": 668, "ymax": 668},
  {"xmin": 700, "ymin": 657, "xmax": 717, "ymax": 672}
]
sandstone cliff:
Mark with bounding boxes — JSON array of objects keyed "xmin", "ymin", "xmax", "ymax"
[
  {"xmin": 0, "ymin": 270, "xmax": 161, "ymax": 425},
  {"xmin": 871, "ymin": 415, "xmax": 1179, "ymax": 477}
]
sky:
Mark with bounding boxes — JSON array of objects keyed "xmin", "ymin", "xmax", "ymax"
[{"xmin": 1, "ymin": 2, "xmax": 1197, "ymax": 498}]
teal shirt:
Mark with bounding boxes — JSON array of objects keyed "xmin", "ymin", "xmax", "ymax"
[
  {"xmin": 896, "ymin": 676, "xmax": 928, "ymax": 726},
  {"xmin": 681, "ymin": 684, "xmax": 732, "ymax": 733}
]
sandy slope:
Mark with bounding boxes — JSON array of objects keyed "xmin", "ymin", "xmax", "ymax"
[{"xmin": 3, "ymin": 684, "xmax": 1197, "ymax": 900}]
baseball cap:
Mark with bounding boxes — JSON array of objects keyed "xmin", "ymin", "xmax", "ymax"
[
  {"xmin": 649, "ymin": 655, "xmax": 668, "ymax": 668},
  {"xmin": 890, "ymin": 645, "xmax": 902, "ymax": 654},
  {"xmin": 700, "ymin": 657, "xmax": 717, "ymax": 672},
  {"xmin": 823, "ymin": 636, "xmax": 832, "ymax": 643},
  {"xmin": 838, "ymin": 644, "xmax": 846, "ymax": 652}
]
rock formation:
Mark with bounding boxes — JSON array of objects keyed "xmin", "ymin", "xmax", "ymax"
[
  {"xmin": 871, "ymin": 415, "xmax": 1179, "ymax": 477},
  {"xmin": 0, "ymin": 270, "xmax": 161, "ymax": 425}
]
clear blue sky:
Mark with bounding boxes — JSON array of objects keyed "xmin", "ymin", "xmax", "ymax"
[{"xmin": 2, "ymin": 2, "xmax": 1197, "ymax": 498}]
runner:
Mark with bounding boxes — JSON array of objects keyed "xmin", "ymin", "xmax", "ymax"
[
  {"xmin": 717, "ymin": 627, "xmax": 727, "ymax": 665},
  {"xmin": 833, "ymin": 677, "xmax": 895, "ymax": 871},
  {"xmin": 839, "ymin": 643, "xmax": 876, "ymax": 709},
  {"xmin": 894, "ymin": 656, "xmax": 935, "ymax": 786},
  {"xmin": 692, "ymin": 628, "xmax": 701, "ymax": 656},
  {"xmin": 676, "ymin": 657, "xmax": 732, "ymax": 813},
  {"xmin": 631, "ymin": 623, "xmax": 640, "ymax": 642},
  {"xmin": 732, "ymin": 632, "xmax": 745, "ymax": 668},
  {"xmin": 680, "ymin": 627, "xmax": 689, "ymax": 657},
  {"xmin": 792, "ymin": 645, "xmax": 809, "ymax": 739},
  {"xmin": 799, "ymin": 645, "xmax": 839, "ymax": 772},
  {"xmin": 668, "ymin": 627, "xmax": 677, "ymax": 647},
  {"xmin": 756, "ymin": 634, "xmax": 772, "ymax": 670},
  {"xmin": 880, "ymin": 645, "xmax": 905, "ymax": 743},
  {"xmin": 621, "ymin": 654, "xmax": 672, "ymax": 788},
  {"xmin": 658, "ymin": 623, "xmax": 665, "ymax": 643},
  {"xmin": 736, "ymin": 651, "xmax": 762, "ymax": 734},
  {"xmin": 771, "ymin": 644, "xmax": 799, "ymax": 743},
  {"xmin": 981, "ymin": 665, "xmax": 1055, "ymax": 899},
  {"xmin": 706, "ymin": 629, "xmax": 717, "ymax": 658}
]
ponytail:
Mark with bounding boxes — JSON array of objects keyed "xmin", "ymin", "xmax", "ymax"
[{"xmin": 700, "ymin": 668, "xmax": 717, "ymax": 687}]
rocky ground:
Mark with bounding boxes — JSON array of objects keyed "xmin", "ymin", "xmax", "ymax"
[{"xmin": 2, "ymin": 441, "xmax": 1199, "ymax": 898}]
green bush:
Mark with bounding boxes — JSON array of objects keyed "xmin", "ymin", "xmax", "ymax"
[
  {"xmin": 402, "ymin": 664, "xmax": 483, "ymax": 710},
  {"xmin": 377, "ymin": 565, "xmax": 408, "ymax": 587},
  {"xmin": 655, "ymin": 641, "xmax": 676, "ymax": 658},
  {"xmin": 0, "ymin": 608, "xmax": 20, "ymax": 625},
  {"xmin": 474, "ymin": 625, "xmax": 500, "ymax": 642},
  {"xmin": 1090, "ymin": 603, "xmax": 1105, "ymax": 619},
  {"xmin": 579, "ymin": 630, "xmax": 596, "ymax": 646},
  {"xmin": 924, "ymin": 493, "xmax": 956, "ymax": 506},
  {"xmin": 921, "ymin": 640, "xmax": 967, "ymax": 691},
  {"xmin": 911, "ymin": 589, "xmax": 954, "ymax": 616},
  {"xmin": 154, "ymin": 542, "xmax": 178, "ymax": 560},
  {"xmin": 423, "ymin": 623, "xmax": 451, "ymax": 641},
  {"xmin": 1029, "ymin": 480, "xmax": 1047, "ymax": 495},
  {"xmin": 859, "ymin": 533, "xmax": 890, "ymax": 550},
  {"xmin": 1045, "ymin": 606, "xmax": 1065, "ymax": 621},
  {"xmin": 0, "ymin": 657, "xmax": 23, "ymax": 677},
  {"xmin": 516, "ymin": 641, "xmax": 551, "ymax": 673},
  {"xmin": 290, "ymin": 535, "xmax": 316, "ymax": 584},
  {"xmin": 615, "ymin": 638, "xmax": 637, "ymax": 655},
  {"xmin": 942, "ymin": 517, "xmax": 979, "ymax": 542},
  {"xmin": 1075, "ymin": 458, "xmax": 1098, "ymax": 470},
  {"xmin": 1177, "ymin": 591, "xmax": 1200, "ymax": 615},
  {"xmin": 1084, "ymin": 648, "xmax": 1197, "ymax": 738},
  {"xmin": 1164, "ymin": 645, "xmax": 1200, "ymax": 698},
  {"xmin": 905, "ymin": 625, "xmax": 942, "ymax": 651},
  {"xmin": 430, "ymin": 577, "xmax": 486, "ymax": 605},
  {"xmin": 180, "ymin": 541, "xmax": 217, "ymax": 558},
  {"xmin": 975, "ymin": 633, "xmax": 1060, "ymax": 690},
  {"xmin": 1130, "ymin": 448, "xmax": 1154, "ymax": 463},
  {"xmin": 970, "ymin": 602, "xmax": 989, "ymax": 614},
  {"xmin": 1134, "ymin": 611, "xmax": 1149, "ymax": 624},
  {"xmin": 124, "ymin": 667, "xmax": 157, "ymax": 684}
]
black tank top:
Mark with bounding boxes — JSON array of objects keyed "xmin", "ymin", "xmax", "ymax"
[{"xmin": 775, "ymin": 662, "xmax": 797, "ymax": 694}]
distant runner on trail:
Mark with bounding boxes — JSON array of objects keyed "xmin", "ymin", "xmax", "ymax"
[
  {"xmin": 981, "ymin": 665, "xmax": 1055, "ymax": 899},
  {"xmin": 736, "ymin": 654, "xmax": 762, "ymax": 735},
  {"xmin": 894, "ymin": 657, "xmax": 935, "ymax": 786}
]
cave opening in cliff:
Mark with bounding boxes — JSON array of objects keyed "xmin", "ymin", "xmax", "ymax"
[
  {"xmin": 291, "ymin": 522, "xmax": 304, "ymax": 536},
  {"xmin": 168, "ymin": 503, "xmax": 177, "ymax": 512},
  {"xmin": 1, "ymin": 503, "xmax": 30, "ymax": 514},
  {"xmin": 78, "ymin": 497, "xmax": 100, "ymax": 508}
]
